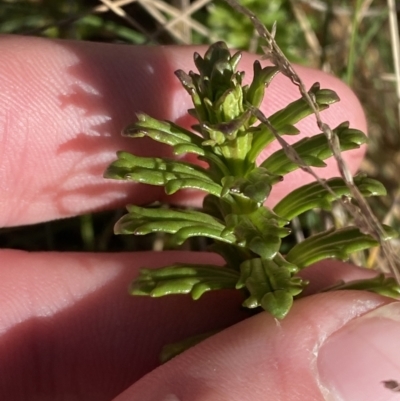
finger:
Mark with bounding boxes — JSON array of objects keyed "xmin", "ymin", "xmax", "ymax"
[
  {"xmin": 0, "ymin": 249, "xmax": 248, "ymax": 400},
  {"xmin": 0, "ymin": 249, "xmax": 383, "ymax": 400},
  {"xmin": 114, "ymin": 292, "xmax": 399, "ymax": 401},
  {"xmin": 0, "ymin": 36, "xmax": 367, "ymax": 227}
]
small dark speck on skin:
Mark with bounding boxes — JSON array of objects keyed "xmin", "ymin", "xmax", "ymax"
[{"xmin": 382, "ymin": 380, "xmax": 400, "ymax": 392}]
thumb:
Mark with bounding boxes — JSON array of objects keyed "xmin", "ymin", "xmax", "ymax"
[{"xmin": 113, "ymin": 291, "xmax": 400, "ymax": 401}]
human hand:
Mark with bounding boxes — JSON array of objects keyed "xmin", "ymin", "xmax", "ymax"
[{"xmin": 1, "ymin": 36, "xmax": 399, "ymax": 401}]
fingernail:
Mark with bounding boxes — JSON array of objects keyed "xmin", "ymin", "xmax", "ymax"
[{"xmin": 317, "ymin": 302, "xmax": 400, "ymax": 401}]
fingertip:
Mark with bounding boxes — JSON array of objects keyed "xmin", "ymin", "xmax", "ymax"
[
  {"xmin": 116, "ymin": 291, "xmax": 388, "ymax": 401},
  {"xmin": 0, "ymin": 249, "xmax": 247, "ymax": 398}
]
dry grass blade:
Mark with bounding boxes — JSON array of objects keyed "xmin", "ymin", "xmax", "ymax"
[
  {"xmin": 171, "ymin": 0, "xmax": 192, "ymax": 43},
  {"xmin": 140, "ymin": 0, "xmax": 216, "ymax": 44},
  {"xmin": 147, "ymin": 0, "xmax": 214, "ymax": 42},
  {"xmin": 138, "ymin": 0, "xmax": 187, "ymax": 43},
  {"xmin": 95, "ymin": 0, "xmax": 137, "ymax": 12},
  {"xmin": 22, "ymin": 0, "xmax": 139, "ymax": 36},
  {"xmin": 224, "ymin": 0, "xmax": 400, "ymax": 280},
  {"xmin": 99, "ymin": 0, "xmax": 152, "ymax": 38},
  {"xmin": 387, "ymin": 0, "xmax": 400, "ymax": 126},
  {"xmin": 299, "ymin": 0, "xmax": 393, "ymax": 17},
  {"xmin": 289, "ymin": 0, "xmax": 321, "ymax": 58},
  {"xmin": 97, "ymin": 0, "xmax": 213, "ymax": 44}
]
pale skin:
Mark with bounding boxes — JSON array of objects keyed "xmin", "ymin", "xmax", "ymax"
[{"xmin": 0, "ymin": 36, "xmax": 392, "ymax": 400}]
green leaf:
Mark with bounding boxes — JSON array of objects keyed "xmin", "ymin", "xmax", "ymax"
[
  {"xmin": 260, "ymin": 122, "xmax": 367, "ymax": 175},
  {"xmin": 124, "ymin": 113, "xmax": 202, "ymax": 147},
  {"xmin": 221, "ymin": 167, "xmax": 282, "ymax": 203},
  {"xmin": 285, "ymin": 226, "xmax": 393, "ymax": 269},
  {"xmin": 104, "ymin": 152, "xmax": 223, "ymax": 196},
  {"xmin": 198, "ymin": 152, "xmax": 232, "ymax": 178},
  {"xmin": 116, "ymin": 205, "xmax": 238, "ymax": 245},
  {"xmin": 115, "ymin": 205, "xmax": 226, "ymax": 235},
  {"xmin": 196, "ymin": 42, "xmax": 235, "ymax": 86},
  {"xmin": 127, "ymin": 204, "xmax": 225, "ymax": 225},
  {"xmin": 172, "ymin": 143, "xmax": 205, "ymax": 157},
  {"xmin": 322, "ymin": 274, "xmax": 400, "ymax": 299},
  {"xmin": 248, "ymin": 83, "xmax": 340, "ymax": 162},
  {"xmin": 225, "ymin": 209, "xmax": 290, "ymax": 259},
  {"xmin": 269, "ymin": 85, "xmax": 339, "ymax": 130},
  {"xmin": 208, "ymin": 242, "xmax": 252, "ymax": 271},
  {"xmin": 165, "ymin": 178, "xmax": 222, "ymax": 197},
  {"xmin": 248, "ymin": 206, "xmax": 290, "ymax": 229},
  {"xmin": 246, "ymin": 62, "xmax": 280, "ymax": 110},
  {"xmin": 176, "ymin": 42, "xmax": 246, "ymax": 127},
  {"xmin": 201, "ymin": 110, "xmax": 251, "ymax": 145},
  {"xmin": 274, "ymin": 175, "xmax": 386, "ymax": 220},
  {"xmin": 213, "ymin": 83, "xmax": 245, "ymax": 123},
  {"xmin": 173, "ymin": 224, "xmax": 236, "ymax": 246},
  {"xmin": 130, "ymin": 263, "xmax": 240, "ymax": 300},
  {"xmin": 175, "ymin": 70, "xmax": 205, "ymax": 121},
  {"xmin": 105, "ymin": 152, "xmax": 211, "ymax": 180},
  {"xmin": 169, "ymin": 143, "xmax": 231, "ymax": 179},
  {"xmin": 202, "ymin": 194, "xmax": 226, "ymax": 220},
  {"xmin": 236, "ymin": 255, "xmax": 308, "ymax": 319}
]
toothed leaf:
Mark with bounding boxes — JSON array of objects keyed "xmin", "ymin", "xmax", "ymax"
[
  {"xmin": 226, "ymin": 209, "xmax": 290, "ymax": 259},
  {"xmin": 236, "ymin": 255, "xmax": 308, "ymax": 319},
  {"xmin": 130, "ymin": 264, "xmax": 239, "ymax": 299},
  {"xmin": 165, "ymin": 178, "xmax": 222, "ymax": 196},
  {"xmin": 248, "ymin": 83, "xmax": 340, "ymax": 162},
  {"xmin": 274, "ymin": 175, "xmax": 386, "ymax": 220},
  {"xmin": 172, "ymin": 224, "xmax": 236, "ymax": 246},
  {"xmin": 208, "ymin": 242, "xmax": 251, "ymax": 271},
  {"xmin": 286, "ymin": 226, "xmax": 397, "ymax": 269},
  {"xmin": 124, "ymin": 113, "xmax": 202, "ymax": 146},
  {"xmin": 115, "ymin": 206, "xmax": 226, "ymax": 237},
  {"xmin": 261, "ymin": 122, "xmax": 367, "ymax": 175},
  {"xmin": 246, "ymin": 62, "xmax": 280, "ymax": 110},
  {"xmin": 221, "ymin": 167, "xmax": 282, "ymax": 203},
  {"xmin": 104, "ymin": 152, "xmax": 222, "ymax": 197},
  {"xmin": 324, "ymin": 274, "xmax": 400, "ymax": 299}
]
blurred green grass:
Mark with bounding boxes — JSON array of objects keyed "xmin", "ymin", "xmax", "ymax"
[{"xmin": 0, "ymin": 0, "xmax": 399, "ymax": 263}]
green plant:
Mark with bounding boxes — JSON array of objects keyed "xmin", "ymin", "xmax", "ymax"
[{"xmin": 105, "ymin": 41, "xmax": 400, "ymax": 322}]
